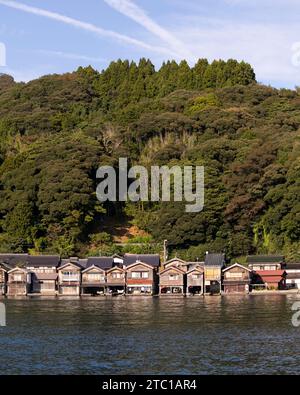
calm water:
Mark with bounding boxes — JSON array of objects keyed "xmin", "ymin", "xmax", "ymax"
[{"xmin": 1, "ymin": 295, "xmax": 300, "ymax": 375}]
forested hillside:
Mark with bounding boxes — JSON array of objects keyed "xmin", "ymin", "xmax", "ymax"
[{"xmin": 0, "ymin": 58, "xmax": 299, "ymax": 261}]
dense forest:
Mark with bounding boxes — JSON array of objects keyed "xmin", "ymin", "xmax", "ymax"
[{"xmin": 0, "ymin": 58, "xmax": 299, "ymax": 262}]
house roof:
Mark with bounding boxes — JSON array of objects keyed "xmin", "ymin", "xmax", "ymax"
[
  {"xmin": 82, "ymin": 265, "xmax": 105, "ymax": 274},
  {"xmin": 255, "ymin": 270, "xmax": 286, "ymax": 282},
  {"xmin": 125, "ymin": 261, "xmax": 154, "ymax": 270},
  {"xmin": 223, "ymin": 263, "xmax": 252, "ymax": 273},
  {"xmin": 286, "ymin": 263, "xmax": 300, "ymax": 270},
  {"xmin": 87, "ymin": 257, "xmax": 114, "ymax": 270},
  {"xmin": 27, "ymin": 255, "xmax": 60, "ymax": 268},
  {"xmin": 204, "ymin": 253, "xmax": 225, "ymax": 267},
  {"xmin": 58, "ymin": 261, "xmax": 82, "ymax": 270},
  {"xmin": 0, "ymin": 262, "xmax": 12, "ymax": 271},
  {"xmin": 124, "ymin": 254, "xmax": 160, "ymax": 267},
  {"xmin": 8, "ymin": 267, "xmax": 27, "ymax": 274},
  {"xmin": 187, "ymin": 267, "xmax": 204, "ymax": 275},
  {"xmin": 164, "ymin": 257, "xmax": 187, "ymax": 265},
  {"xmin": 160, "ymin": 266, "xmax": 185, "ymax": 275},
  {"xmin": 107, "ymin": 266, "xmax": 125, "ymax": 273},
  {"xmin": 78, "ymin": 259, "xmax": 88, "ymax": 269},
  {"xmin": 59, "ymin": 258, "xmax": 88, "ymax": 269},
  {"xmin": 246, "ymin": 255, "xmax": 284, "ymax": 264},
  {"xmin": 0, "ymin": 254, "xmax": 29, "ymax": 267}
]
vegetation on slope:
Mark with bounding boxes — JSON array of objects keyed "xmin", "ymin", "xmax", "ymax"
[{"xmin": 0, "ymin": 59, "xmax": 299, "ymax": 261}]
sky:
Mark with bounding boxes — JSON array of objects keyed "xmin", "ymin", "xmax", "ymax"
[{"xmin": 0, "ymin": 0, "xmax": 300, "ymax": 88}]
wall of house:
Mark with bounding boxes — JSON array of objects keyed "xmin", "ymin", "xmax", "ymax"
[
  {"xmin": 32, "ymin": 280, "xmax": 56, "ymax": 293},
  {"xmin": 187, "ymin": 273, "xmax": 203, "ymax": 287},
  {"xmin": 7, "ymin": 283, "xmax": 27, "ymax": 295},
  {"xmin": 249, "ymin": 264, "xmax": 281, "ymax": 271},
  {"xmin": 165, "ymin": 260, "xmax": 189, "ymax": 272},
  {"xmin": 204, "ymin": 267, "xmax": 221, "ymax": 281},
  {"xmin": 106, "ymin": 269, "xmax": 125, "ymax": 285},
  {"xmin": 126, "ymin": 264, "xmax": 154, "ymax": 283},
  {"xmin": 224, "ymin": 267, "xmax": 250, "ymax": 281},
  {"xmin": 59, "ymin": 286, "xmax": 80, "ymax": 295},
  {"xmin": 0, "ymin": 269, "xmax": 6, "ymax": 284},
  {"xmin": 82, "ymin": 269, "xmax": 105, "ymax": 284},
  {"xmin": 58, "ymin": 265, "xmax": 81, "ymax": 283},
  {"xmin": 159, "ymin": 270, "xmax": 184, "ymax": 286},
  {"xmin": 224, "ymin": 284, "xmax": 247, "ymax": 293}
]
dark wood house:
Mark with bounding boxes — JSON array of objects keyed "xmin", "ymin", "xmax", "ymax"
[
  {"xmin": 204, "ymin": 253, "xmax": 225, "ymax": 294},
  {"xmin": 106, "ymin": 267, "xmax": 126, "ymax": 295},
  {"xmin": 159, "ymin": 266, "xmax": 186, "ymax": 295},
  {"xmin": 223, "ymin": 263, "xmax": 252, "ymax": 294},
  {"xmin": 81, "ymin": 257, "xmax": 114, "ymax": 296},
  {"xmin": 252, "ymin": 270, "xmax": 287, "ymax": 290},
  {"xmin": 285, "ymin": 263, "xmax": 300, "ymax": 289},
  {"xmin": 0, "ymin": 263, "xmax": 10, "ymax": 296},
  {"xmin": 26, "ymin": 255, "xmax": 60, "ymax": 295},
  {"xmin": 124, "ymin": 254, "xmax": 160, "ymax": 269},
  {"xmin": 187, "ymin": 266, "xmax": 204, "ymax": 295},
  {"xmin": 164, "ymin": 257, "xmax": 189, "ymax": 272},
  {"xmin": 125, "ymin": 261, "xmax": 159, "ymax": 295},
  {"xmin": 57, "ymin": 259, "xmax": 82, "ymax": 296},
  {"xmin": 246, "ymin": 255, "xmax": 284, "ymax": 271},
  {"xmin": 81, "ymin": 266, "xmax": 106, "ymax": 296},
  {"xmin": 7, "ymin": 267, "xmax": 31, "ymax": 296}
]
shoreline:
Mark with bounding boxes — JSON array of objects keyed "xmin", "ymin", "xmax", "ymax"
[{"xmin": 1, "ymin": 289, "xmax": 299, "ymax": 300}]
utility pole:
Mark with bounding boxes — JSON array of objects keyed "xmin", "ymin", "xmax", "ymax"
[{"xmin": 163, "ymin": 240, "xmax": 168, "ymax": 263}]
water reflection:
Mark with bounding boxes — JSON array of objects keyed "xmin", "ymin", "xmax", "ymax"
[{"xmin": 0, "ymin": 296, "xmax": 300, "ymax": 374}]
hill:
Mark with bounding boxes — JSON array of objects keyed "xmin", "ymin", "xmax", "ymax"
[{"xmin": 0, "ymin": 58, "xmax": 299, "ymax": 261}]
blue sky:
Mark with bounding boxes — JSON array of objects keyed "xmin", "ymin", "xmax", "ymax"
[{"xmin": 0, "ymin": 0, "xmax": 300, "ymax": 87}]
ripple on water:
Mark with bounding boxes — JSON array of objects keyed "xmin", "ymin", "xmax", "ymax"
[{"xmin": 1, "ymin": 295, "xmax": 300, "ymax": 374}]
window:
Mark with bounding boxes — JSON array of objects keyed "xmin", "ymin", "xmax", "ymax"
[
  {"xmin": 62, "ymin": 271, "xmax": 79, "ymax": 281},
  {"xmin": 13, "ymin": 274, "xmax": 22, "ymax": 282},
  {"xmin": 87, "ymin": 273, "xmax": 104, "ymax": 282},
  {"xmin": 169, "ymin": 274, "xmax": 179, "ymax": 281},
  {"xmin": 131, "ymin": 271, "xmax": 149, "ymax": 279},
  {"xmin": 112, "ymin": 272, "xmax": 122, "ymax": 279}
]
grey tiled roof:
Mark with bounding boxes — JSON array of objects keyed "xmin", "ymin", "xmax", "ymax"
[
  {"xmin": 27, "ymin": 255, "xmax": 61, "ymax": 267},
  {"xmin": 124, "ymin": 254, "xmax": 160, "ymax": 267},
  {"xmin": 204, "ymin": 253, "xmax": 225, "ymax": 267},
  {"xmin": 286, "ymin": 263, "xmax": 300, "ymax": 270},
  {"xmin": 246, "ymin": 255, "xmax": 284, "ymax": 264},
  {"xmin": 0, "ymin": 254, "xmax": 29, "ymax": 267},
  {"xmin": 87, "ymin": 257, "xmax": 114, "ymax": 270}
]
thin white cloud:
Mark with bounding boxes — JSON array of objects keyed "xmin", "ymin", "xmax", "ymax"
[
  {"xmin": 1, "ymin": 66, "xmax": 48, "ymax": 82},
  {"xmin": 174, "ymin": 17, "xmax": 300, "ymax": 87},
  {"xmin": 103, "ymin": 0, "xmax": 195, "ymax": 61},
  {"xmin": 0, "ymin": 0, "xmax": 178, "ymax": 57},
  {"xmin": 36, "ymin": 50, "xmax": 107, "ymax": 64}
]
